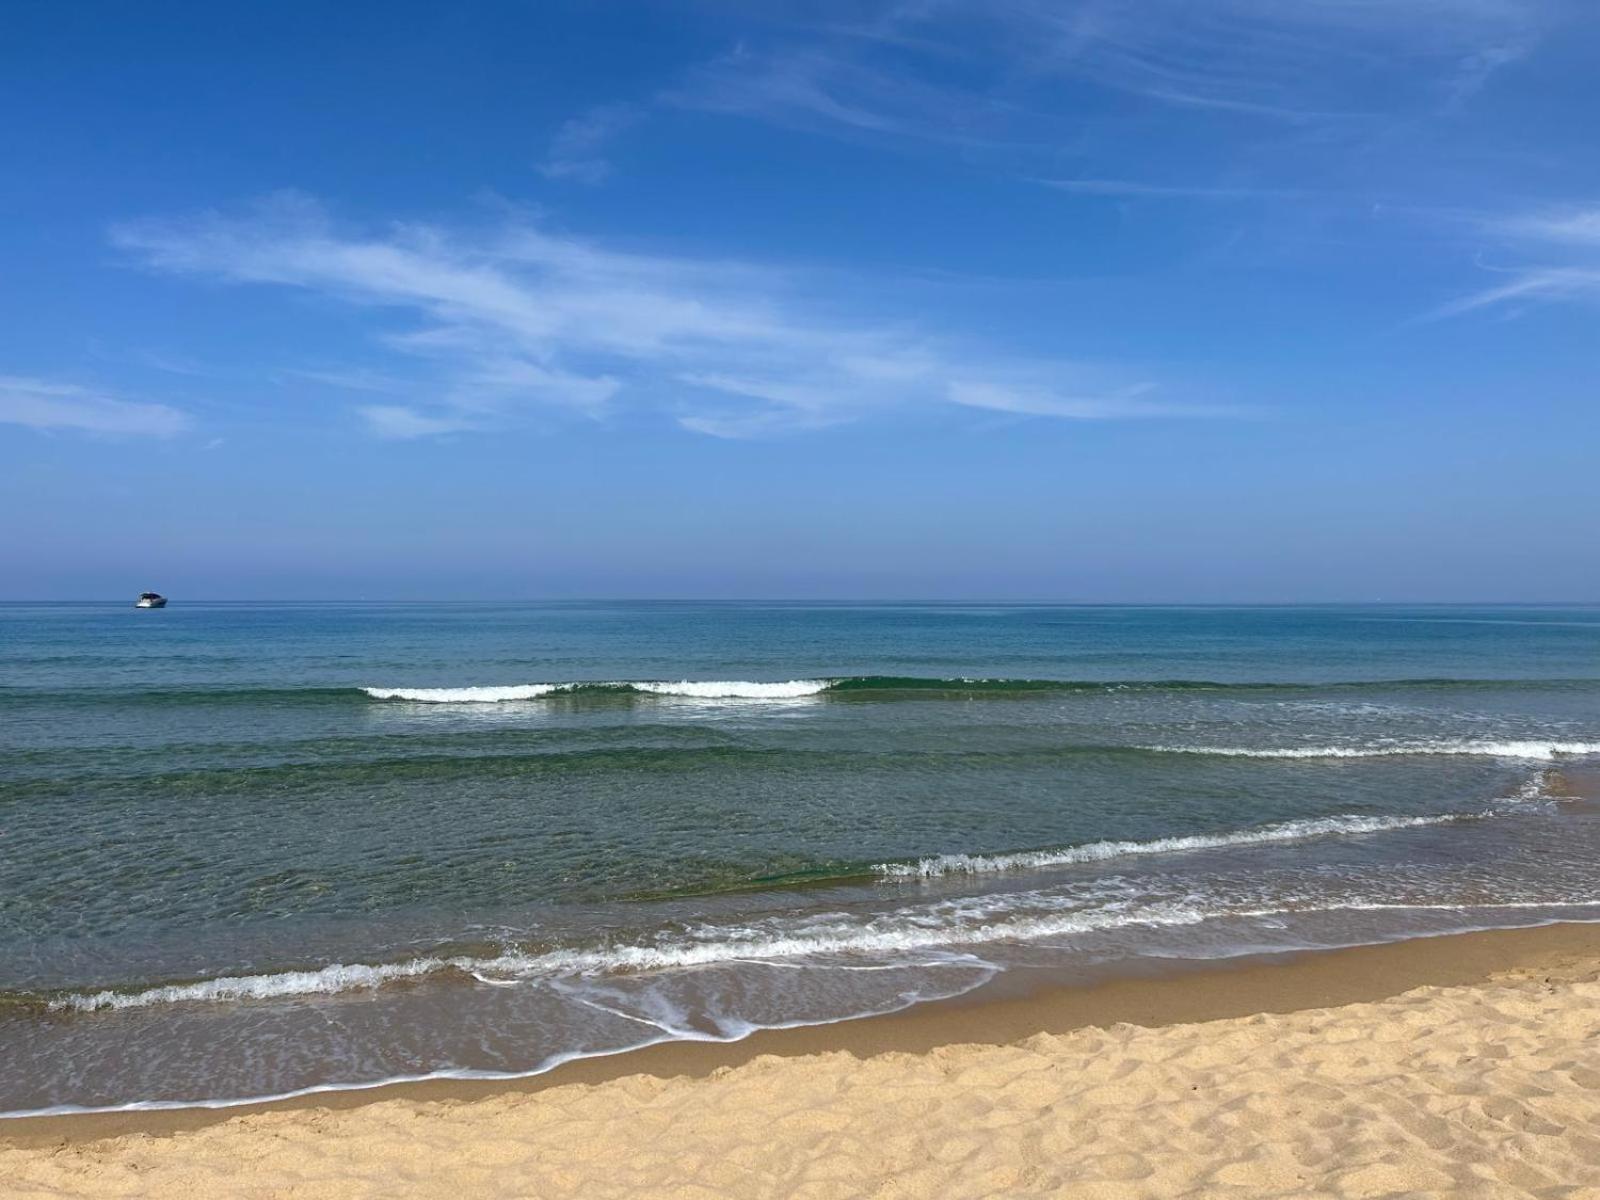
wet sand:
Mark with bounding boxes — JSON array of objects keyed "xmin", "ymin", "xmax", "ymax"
[{"xmin": 6, "ymin": 920, "xmax": 1600, "ymax": 1197}]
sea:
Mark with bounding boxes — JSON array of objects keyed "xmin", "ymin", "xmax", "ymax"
[{"xmin": 2, "ymin": 601, "xmax": 1599, "ymax": 1116}]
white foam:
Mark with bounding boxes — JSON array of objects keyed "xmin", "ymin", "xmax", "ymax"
[
  {"xmin": 629, "ymin": 680, "xmax": 828, "ymax": 699},
  {"xmin": 7, "ymin": 967, "xmax": 999, "ymax": 1120},
  {"xmin": 29, "ymin": 792, "xmax": 1558, "ymax": 1016},
  {"xmin": 361, "ymin": 685, "xmax": 565, "ymax": 703},
  {"xmin": 362, "ymin": 680, "xmax": 829, "ymax": 702},
  {"xmin": 51, "ymin": 901, "xmax": 1207, "ymax": 1014},
  {"xmin": 1144, "ymin": 740, "xmax": 1600, "ymax": 761},
  {"xmin": 23, "ymin": 905, "xmax": 1600, "ymax": 1120},
  {"xmin": 875, "ymin": 813, "xmax": 1460, "ymax": 880},
  {"xmin": 53, "ymin": 958, "xmax": 451, "ymax": 1013},
  {"xmin": 46, "ymin": 876, "xmax": 1600, "ymax": 1017}
]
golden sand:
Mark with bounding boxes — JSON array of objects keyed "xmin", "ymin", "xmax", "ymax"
[{"xmin": 6, "ymin": 926, "xmax": 1600, "ymax": 1198}]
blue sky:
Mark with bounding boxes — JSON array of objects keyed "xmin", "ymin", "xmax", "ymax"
[{"xmin": 3, "ymin": 0, "xmax": 1597, "ymax": 600}]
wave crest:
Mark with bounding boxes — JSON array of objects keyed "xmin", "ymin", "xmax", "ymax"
[
  {"xmin": 50, "ymin": 899, "xmax": 1215, "ymax": 1014},
  {"xmin": 875, "ymin": 813, "xmax": 1461, "ymax": 880},
  {"xmin": 1145, "ymin": 740, "xmax": 1600, "ymax": 761},
  {"xmin": 48, "ymin": 806, "xmax": 1509, "ymax": 1013},
  {"xmin": 52, "ymin": 958, "xmax": 453, "ymax": 1013},
  {"xmin": 361, "ymin": 685, "xmax": 564, "ymax": 703},
  {"xmin": 630, "ymin": 680, "xmax": 829, "ymax": 699},
  {"xmin": 362, "ymin": 679, "xmax": 829, "ymax": 703}
]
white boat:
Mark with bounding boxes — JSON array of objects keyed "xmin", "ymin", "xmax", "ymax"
[{"xmin": 135, "ymin": 592, "xmax": 168, "ymax": 609}]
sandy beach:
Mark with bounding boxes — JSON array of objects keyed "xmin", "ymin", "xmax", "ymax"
[{"xmin": 6, "ymin": 922, "xmax": 1600, "ymax": 1198}]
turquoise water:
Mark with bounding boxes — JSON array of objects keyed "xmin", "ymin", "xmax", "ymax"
[{"xmin": 3, "ymin": 602, "xmax": 1599, "ymax": 1113}]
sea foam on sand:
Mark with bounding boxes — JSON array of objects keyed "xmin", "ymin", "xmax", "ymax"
[{"xmin": 7, "ymin": 930, "xmax": 1600, "ymax": 1198}]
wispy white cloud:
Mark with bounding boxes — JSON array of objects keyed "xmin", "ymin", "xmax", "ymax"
[
  {"xmin": 1042, "ymin": 178, "xmax": 1302, "ymax": 201},
  {"xmin": 129, "ymin": 349, "xmax": 212, "ymax": 377},
  {"xmin": 357, "ymin": 405, "xmax": 479, "ymax": 439},
  {"xmin": 1497, "ymin": 207, "xmax": 1600, "ymax": 247},
  {"xmin": 668, "ymin": 47, "xmax": 1028, "ymax": 149},
  {"xmin": 1018, "ymin": 0, "xmax": 1545, "ymax": 115},
  {"xmin": 0, "ymin": 375, "xmax": 189, "ymax": 436},
  {"xmin": 1425, "ymin": 267, "xmax": 1600, "ymax": 320},
  {"xmin": 538, "ymin": 103, "xmax": 639, "ymax": 184},
  {"xmin": 1444, "ymin": 39, "xmax": 1534, "ymax": 106},
  {"xmin": 286, "ymin": 366, "xmax": 415, "ymax": 393},
  {"xmin": 947, "ymin": 379, "xmax": 1239, "ymax": 419},
  {"xmin": 1425, "ymin": 204, "xmax": 1600, "ymax": 319},
  {"xmin": 670, "ymin": 0, "xmax": 1554, "ymax": 150},
  {"xmin": 110, "ymin": 193, "xmax": 1222, "ymax": 439}
]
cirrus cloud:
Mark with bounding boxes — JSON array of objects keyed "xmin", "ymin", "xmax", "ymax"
[
  {"xmin": 0, "ymin": 375, "xmax": 190, "ymax": 437},
  {"xmin": 112, "ymin": 192, "xmax": 1229, "ymax": 439},
  {"xmin": 1424, "ymin": 204, "xmax": 1600, "ymax": 320}
]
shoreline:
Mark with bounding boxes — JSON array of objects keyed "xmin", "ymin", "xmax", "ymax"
[{"xmin": 9, "ymin": 917, "xmax": 1600, "ymax": 1150}]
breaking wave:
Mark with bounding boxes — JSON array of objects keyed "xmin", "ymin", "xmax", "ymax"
[
  {"xmin": 362, "ymin": 684, "xmax": 566, "ymax": 703},
  {"xmin": 51, "ymin": 900, "xmax": 1213, "ymax": 1013},
  {"xmin": 51, "ymin": 959, "xmax": 453, "ymax": 1013},
  {"xmin": 361, "ymin": 680, "xmax": 829, "ymax": 702},
  {"xmin": 13, "ymin": 676, "xmax": 1594, "ymax": 709},
  {"xmin": 45, "ymin": 887, "xmax": 1600, "ymax": 1018},
  {"xmin": 1145, "ymin": 740, "xmax": 1600, "ymax": 761},
  {"xmin": 45, "ymin": 797, "xmax": 1536, "ymax": 1015},
  {"xmin": 355, "ymin": 678, "xmax": 1600, "ymax": 706},
  {"xmin": 627, "ymin": 680, "xmax": 829, "ymax": 699},
  {"xmin": 874, "ymin": 813, "xmax": 1463, "ymax": 880}
]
